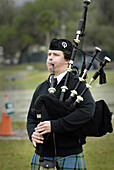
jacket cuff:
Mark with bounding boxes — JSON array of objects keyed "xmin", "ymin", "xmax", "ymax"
[{"xmin": 51, "ymin": 119, "xmax": 61, "ymax": 133}]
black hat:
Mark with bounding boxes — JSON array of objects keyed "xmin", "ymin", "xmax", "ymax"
[{"xmin": 49, "ymin": 38, "xmax": 73, "ymax": 53}]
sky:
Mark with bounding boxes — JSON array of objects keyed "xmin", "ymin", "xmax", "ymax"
[{"xmin": 13, "ymin": 0, "xmax": 35, "ymax": 6}]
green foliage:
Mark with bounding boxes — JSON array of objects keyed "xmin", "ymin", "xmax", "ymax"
[
  {"xmin": 0, "ymin": 0, "xmax": 113, "ymax": 61},
  {"xmin": 0, "ymin": 0, "xmax": 15, "ymax": 25},
  {"xmin": 21, "ymin": 35, "xmax": 34, "ymax": 46},
  {"xmin": 0, "ymin": 25, "xmax": 16, "ymax": 46},
  {"xmin": 0, "ymin": 24, "xmax": 18, "ymax": 58},
  {"xmin": 38, "ymin": 11, "xmax": 58, "ymax": 31},
  {"xmin": 96, "ymin": 0, "xmax": 114, "ymax": 25}
]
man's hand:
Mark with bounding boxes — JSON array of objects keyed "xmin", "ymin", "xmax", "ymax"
[
  {"xmin": 32, "ymin": 131, "xmax": 44, "ymax": 146},
  {"xmin": 35, "ymin": 121, "xmax": 51, "ymax": 135},
  {"xmin": 31, "ymin": 121, "xmax": 51, "ymax": 147}
]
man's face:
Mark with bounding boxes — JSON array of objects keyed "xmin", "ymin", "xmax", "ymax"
[{"xmin": 46, "ymin": 50, "xmax": 68, "ymax": 76}]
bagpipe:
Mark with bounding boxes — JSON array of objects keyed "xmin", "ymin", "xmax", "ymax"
[
  {"xmin": 33, "ymin": 0, "xmax": 113, "ymax": 163},
  {"xmin": 34, "ymin": 57, "xmax": 112, "ymax": 137}
]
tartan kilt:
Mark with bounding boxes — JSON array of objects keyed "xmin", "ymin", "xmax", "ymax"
[{"xmin": 31, "ymin": 152, "xmax": 87, "ymax": 170}]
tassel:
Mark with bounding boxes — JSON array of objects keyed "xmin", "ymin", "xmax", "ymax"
[{"xmin": 99, "ymin": 68, "xmax": 107, "ymax": 84}]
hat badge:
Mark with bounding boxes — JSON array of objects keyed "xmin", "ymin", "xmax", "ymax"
[{"xmin": 62, "ymin": 42, "xmax": 67, "ymax": 48}]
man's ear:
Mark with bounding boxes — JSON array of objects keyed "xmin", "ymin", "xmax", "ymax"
[{"xmin": 65, "ymin": 59, "xmax": 69, "ymax": 65}]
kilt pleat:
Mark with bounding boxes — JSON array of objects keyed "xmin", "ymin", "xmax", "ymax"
[{"xmin": 31, "ymin": 152, "xmax": 86, "ymax": 170}]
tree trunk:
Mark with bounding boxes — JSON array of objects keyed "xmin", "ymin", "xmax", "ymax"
[
  {"xmin": 46, "ymin": 32, "xmax": 50, "ymax": 49},
  {"xmin": 18, "ymin": 44, "xmax": 30, "ymax": 64}
]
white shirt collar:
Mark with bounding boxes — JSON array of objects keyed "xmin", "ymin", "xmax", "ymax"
[{"xmin": 55, "ymin": 71, "xmax": 67, "ymax": 84}]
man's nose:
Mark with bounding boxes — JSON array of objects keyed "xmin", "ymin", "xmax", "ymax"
[{"xmin": 48, "ymin": 54, "xmax": 53, "ymax": 60}]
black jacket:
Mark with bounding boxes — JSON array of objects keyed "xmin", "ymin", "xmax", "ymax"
[{"xmin": 27, "ymin": 72, "xmax": 95, "ymax": 156}]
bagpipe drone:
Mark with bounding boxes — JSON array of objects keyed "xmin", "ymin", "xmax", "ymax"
[{"xmin": 33, "ymin": 0, "xmax": 113, "ymax": 162}]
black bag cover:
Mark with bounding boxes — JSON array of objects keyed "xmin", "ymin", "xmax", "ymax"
[
  {"xmin": 89, "ymin": 100, "xmax": 113, "ymax": 137},
  {"xmin": 34, "ymin": 94, "xmax": 113, "ymax": 137},
  {"xmin": 71, "ymin": 100, "xmax": 113, "ymax": 137}
]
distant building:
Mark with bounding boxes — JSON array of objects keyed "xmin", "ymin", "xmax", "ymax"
[{"xmin": 21, "ymin": 51, "xmax": 47, "ymax": 63}]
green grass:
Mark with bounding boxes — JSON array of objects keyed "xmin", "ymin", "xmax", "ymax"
[
  {"xmin": 0, "ymin": 63, "xmax": 49, "ymax": 90},
  {"xmin": 84, "ymin": 118, "xmax": 114, "ymax": 170},
  {"xmin": 0, "ymin": 131, "xmax": 114, "ymax": 170},
  {"xmin": 0, "ymin": 120, "xmax": 114, "ymax": 170},
  {"xmin": 0, "ymin": 63, "xmax": 114, "ymax": 90},
  {"xmin": 12, "ymin": 121, "xmax": 26, "ymax": 130},
  {"xmin": 0, "ymin": 139, "xmax": 34, "ymax": 170},
  {"xmin": 84, "ymin": 133, "xmax": 114, "ymax": 170}
]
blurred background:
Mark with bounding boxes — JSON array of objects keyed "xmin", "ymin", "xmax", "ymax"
[
  {"xmin": 0, "ymin": 0, "xmax": 114, "ymax": 120},
  {"xmin": 0, "ymin": 0, "xmax": 114, "ymax": 169},
  {"xmin": 0, "ymin": 0, "xmax": 114, "ymax": 65}
]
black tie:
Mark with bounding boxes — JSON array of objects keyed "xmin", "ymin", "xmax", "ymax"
[{"xmin": 53, "ymin": 78, "xmax": 57, "ymax": 87}]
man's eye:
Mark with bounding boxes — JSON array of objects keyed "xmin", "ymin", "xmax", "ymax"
[{"xmin": 54, "ymin": 53, "xmax": 59, "ymax": 56}]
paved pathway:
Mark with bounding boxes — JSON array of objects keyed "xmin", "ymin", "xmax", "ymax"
[{"xmin": 0, "ymin": 129, "xmax": 28, "ymax": 140}]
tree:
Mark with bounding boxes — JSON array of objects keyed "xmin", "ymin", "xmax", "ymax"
[
  {"xmin": 0, "ymin": 0, "xmax": 18, "ymax": 60},
  {"xmin": 36, "ymin": 0, "xmax": 82, "ymax": 37},
  {"xmin": 84, "ymin": 0, "xmax": 114, "ymax": 52},
  {"xmin": 0, "ymin": 0, "xmax": 113, "ymax": 63},
  {"xmin": 96, "ymin": 0, "xmax": 114, "ymax": 25},
  {"xmin": 38, "ymin": 10, "xmax": 58, "ymax": 47},
  {"xmin": 0, "ymin": 0, "xmax": 15, "ymax": 26}
]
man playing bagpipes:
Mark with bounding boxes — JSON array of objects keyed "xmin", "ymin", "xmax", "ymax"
[
  {"xmin": 27, "ymin": 0, "xmax": 113, "ymax": 168},
  {"xmin": 27, "ymin": 38, "xmax": 96, "ymax": 170}
]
